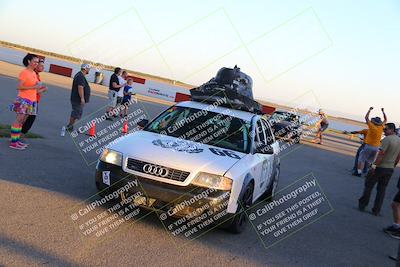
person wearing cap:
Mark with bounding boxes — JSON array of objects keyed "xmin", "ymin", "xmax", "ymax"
[
  {"xmin": 62, "ymin": 63, "xmax": 91, "ymax": 133},
  {"xmin": 353, "ymin": 107, "xmax": 387, "ymax": 177},
  {"xmin": 312, "ymin": 109, "xmax": 329, "ymax": 144},
  {"xmin": 359, "ymin": 123, "xmax": 400, "ymax": 217}
]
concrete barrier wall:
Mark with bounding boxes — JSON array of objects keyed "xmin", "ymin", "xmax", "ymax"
[{"xmin": 0, "ymin": 46, "xmax": 190, "ymax": 102}]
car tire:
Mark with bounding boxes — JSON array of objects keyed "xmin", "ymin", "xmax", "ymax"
[
  {"xmin": 95, "ymin": 181, "xmax": 108, "ymax": 198},
  {"xmin": 225, "ymin": 182, "xmax": 254, "ymax": 234},
  {"xmin": 264, "ymin": 166, "xmax": 280, "ymax": 201}
]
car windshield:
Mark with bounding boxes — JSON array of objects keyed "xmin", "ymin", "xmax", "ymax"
[
  {"xmin": 144, "ymin": 106, "xmax": 251, "ymax": 153},
  {"xmin": 270, "ymin": 112, "xmax": 298, "ymax": 123}
]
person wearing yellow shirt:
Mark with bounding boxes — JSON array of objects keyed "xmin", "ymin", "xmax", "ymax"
[
  {"xmin": 359, "ymin": 123, "xmax": 400, "ymax": 217},
  {"xmin": 353, "ymin": 107, "xmax": 387, "ymax": 177}
]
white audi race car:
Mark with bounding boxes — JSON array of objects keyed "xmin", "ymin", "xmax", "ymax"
[
  {"xmin": 95, "ymin": 66, "xmax": 281, "ymax": 233},
  {"xmin": 95, "ymin": 100, "xmax": 281, "ymax": 233}
]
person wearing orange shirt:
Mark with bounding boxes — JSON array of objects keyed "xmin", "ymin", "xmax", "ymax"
[
  {"xmin": 21, "ymin": 58, "xmax": 46, "ymax": 137},
  {"xmin": 353, "ymin": 107, "xmax": 387, "ymax": 176},
  {"xmin": 9, "ymin": 54, "xmax": 47, "ymax": 150}
]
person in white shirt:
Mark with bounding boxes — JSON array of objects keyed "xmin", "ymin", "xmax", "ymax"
[{"xmin": 117, "ymin": 71, "xmax": 127, "ymax": 101}]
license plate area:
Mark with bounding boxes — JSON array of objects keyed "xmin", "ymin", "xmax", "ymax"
[
  {"xmin": 120, "ymin": 191, "xmax": 157, "ymax": 208},
  {"xmin": 133, "ymin": 196, "xmax": 156, "ymax": 207}
]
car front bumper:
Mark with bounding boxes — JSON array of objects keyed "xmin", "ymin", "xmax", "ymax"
[{"xmin": 95, "ymin": 160, "xmax": 232, "ymax": 218}]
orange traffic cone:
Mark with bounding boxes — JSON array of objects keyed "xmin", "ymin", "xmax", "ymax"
[
  {"xmin": 122, "ymin": 120, "xmax": 128, "ymax": 134},
  {"xmin": 87, "ymin": 122, "xmax": 96, "ymax": 136}
]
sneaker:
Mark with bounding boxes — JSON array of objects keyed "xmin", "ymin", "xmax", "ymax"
[
  {"xmin": 372, "ymin": 209, "xmax": 381, "ymax": 216},
  {"xmin": 17, "ymin": 141, "xmax": 28, "ymax": 147},
  {"xmin": 9, "ymin": 143, "xmax": 26, "ymax": 150},
  {"xmin": 358, "ymin": 203, "xmax": 365, "ymax": 212},
  {"xmin": 352, "ymin": 171, "xmax": 361, "ymax": 177},
  {"xmin": 60, "ymin": 126, "xmax": 66, "ymax": 136},
  {"xmin": 66, "ymin": 125, "xmax": 74, "ymax": 132},
  {"xmin": 384, "ymin": 225, "xmax": 400, "ymax": 235},
  {"xmin": 388, "ymin": 230, "xmax": 400, "ymax": 240}
]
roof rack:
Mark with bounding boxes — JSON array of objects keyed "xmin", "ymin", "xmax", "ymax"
[
  {"xmin": 189, "ymin": 66, "xmax": 263, "ymax": 114},
  {"xmin": 190, "ymin": 84, "xmax": 263, "ymax": 114}
]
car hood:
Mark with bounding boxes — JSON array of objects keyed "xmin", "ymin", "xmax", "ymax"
[{"xmin": 109, "ymin": 130, "xmax": 245, "ymax": 177}]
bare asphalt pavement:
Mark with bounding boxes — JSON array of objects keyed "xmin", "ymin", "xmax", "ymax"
[{"xmin": 0, "ymin": 74, "xmax": 399, "ymax": 267}]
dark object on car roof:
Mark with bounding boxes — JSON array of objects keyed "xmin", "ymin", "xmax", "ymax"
[{"xmin": 190, "ymin": 66, "xmax": 262, "ymax": 114}]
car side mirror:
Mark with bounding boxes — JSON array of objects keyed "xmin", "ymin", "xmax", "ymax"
[
  {"xmin": 137, "ymin": 119, "xmax": 149, "ymax": 128},
  {"xmin": 255, "ymin": 144, "xmax": 274, "ymax": 154}
]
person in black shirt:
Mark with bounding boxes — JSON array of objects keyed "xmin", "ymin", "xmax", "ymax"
[
  {"xmin": 63, "ymin": 63, "xmax": 91, "ymax": 132},
  {"xmin": 106, "ymin": 67, "xmax": 125, "ymax": 121}
]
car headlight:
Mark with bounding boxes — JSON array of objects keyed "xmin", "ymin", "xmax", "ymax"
[
  {"xmin": 191, "ymin": 172, "xmax": 232, "ymax": 190},
  {"xmin": 100, "ymin": 149, "xmax": 123, "ymax": 166}
]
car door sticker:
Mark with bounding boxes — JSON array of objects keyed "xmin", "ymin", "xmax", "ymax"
[
  {"xmin": 152, "ymin": 139, "xmax": 204, "ymax": 153},
  {"xmin": 209, "ymin": 147, "xmax": 241, "ymax": 159},
  {"xmin": 102, "ymin": 171, "xmax": 111, "ymax": 186}
]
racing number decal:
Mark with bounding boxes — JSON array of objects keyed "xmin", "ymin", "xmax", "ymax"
[
  {"xmin": 260, "ymin": 158, "xmax": 273, "ymax": 189},
  {"xmin": 209, "ymin": 148, "xmax": 241, "ymax": 159}
]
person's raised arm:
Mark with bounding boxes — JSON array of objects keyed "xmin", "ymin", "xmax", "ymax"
[
  {"xmin": 381, "ymin": 108, "xmax": 387, "ymax": 124},
  {"xmin": 365, "ymin": 107, "xmax": 373, "ymax": 123}
]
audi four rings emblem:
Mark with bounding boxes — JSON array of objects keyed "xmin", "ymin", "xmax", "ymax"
[{"xmin": 143, "ymin": 164, "xmax": 169, "ymax": 177}]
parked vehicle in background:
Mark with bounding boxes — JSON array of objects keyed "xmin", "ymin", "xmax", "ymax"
[{"xmin": 268, "ymin": 110, "xmax": 303, "ymax": 143}]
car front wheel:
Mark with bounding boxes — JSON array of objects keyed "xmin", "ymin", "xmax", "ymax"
[
  {"xmin": 225, "ymin": 182, "xmax": 254, "ymax": 234},
  {"xmin": 264, "ymin": 166, "xmax": 280, "ymax": 201}
]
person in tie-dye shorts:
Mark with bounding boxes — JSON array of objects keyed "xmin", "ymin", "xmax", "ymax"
[{"xmin": 9, "ymin": 53, "xmax": 47, "ymax": 150}]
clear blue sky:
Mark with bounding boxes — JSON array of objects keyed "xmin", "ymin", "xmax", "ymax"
[{"xmin": 0, "ymin": 0, "xmax": 399, "ymax": 123}]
